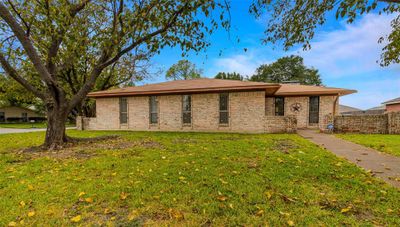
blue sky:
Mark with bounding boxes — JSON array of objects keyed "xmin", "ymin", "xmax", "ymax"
[{"xmin": 144, "ymin": 1, "xmax": 400, "ymax": 110}]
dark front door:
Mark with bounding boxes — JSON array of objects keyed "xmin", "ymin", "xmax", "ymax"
[{"xmin": 309, "ymin": 96, "xmax": 320, "ymax": 124}]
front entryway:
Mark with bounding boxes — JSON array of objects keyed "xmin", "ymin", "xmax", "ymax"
[{"xmin": 309, "ymin": 96, "xmax": 319, "ymax": 125}]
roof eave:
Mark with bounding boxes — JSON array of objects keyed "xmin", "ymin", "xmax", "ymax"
[{"xmin": 87, "ymin": 84, "xmax": 281, "ymax": 98}]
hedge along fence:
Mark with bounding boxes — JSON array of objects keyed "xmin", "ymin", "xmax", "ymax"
[{"xmin": 333, "ymin": 112, "xmax": 400, "ymax": 134}]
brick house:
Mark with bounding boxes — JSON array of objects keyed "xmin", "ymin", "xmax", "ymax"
[
  {"xmin": 80, "ymin": 79, "xmax": 356, "ymax": 133},
  {"xmin": 382, "ymin": 97, "xmax": 400, "ymax": 113},
  {"xmin": 0, "ymin": 105, "xmax": 44, "ymax": 123}
]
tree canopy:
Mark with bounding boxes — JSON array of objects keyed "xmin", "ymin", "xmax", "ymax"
[
  {"xmin": 250, "ymin": 55, "xmax": 322, "ymax": 85},
  {"xmin": 250, "ymin": 0, "xmax": 400, "ymax": 66},
  {"xmin": 165, "ymin": 60, "xmax": 202, "ymax": 80},
  {"xmin": 214, "ymin": 72, "xmax": 244, "ymax": 81},
  {"xmin": 0, "ymin": 0, "xmax": 230, "ymax": 149}
]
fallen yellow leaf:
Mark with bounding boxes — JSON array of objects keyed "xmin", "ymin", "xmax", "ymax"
[
  {"xmin": 169, "ymin": 209, "xmax": 184, "ymax": 220},
  {"xmin": 78, "ymin": 192, "xmax": 86, "ymax": 197},
  {"xmin": 340, "ymin": 206, "xmax": 352, "ymax": 213},
  {"xmin": 8, "ymin": 221, "xmax": 17, "ymax": 227},
  {"xmin": 19, "ymin": 201, "xmax": 26, "ymax": 207},
  {"xmin": 71, "ymin": 215, "xmax": 82, "ymax": 223},
  {"xmin": 265, "ymin": 191, "xmax": 273, "ymax": 200},
  {"xmin": 255, "ymin": 209, "xmax": 264, "ymax": 216},
  {"xmin": 28, "ymin": 185, "xmax": 34, "ymax": 191},
  {"xmin": 120, "ymin": 192, "xmax": 129, "ymax": 200},
  {"xmin": 28, "ymin": 211, "xmax": 35, "ymax": 217},
  {"xmin": 287, "ymin": 220, "xmax": 295, "ymax": 226},
  {"xmin": 216, "ymin": 195, "xmax": 228, "ymax": 201},
  {"xmin": 85, "ymin": 197, "xmax": 93, "ymax": 203},
  {"xmin": 127, "ymin": 210, "xmax": 139, "ymax": 221}
]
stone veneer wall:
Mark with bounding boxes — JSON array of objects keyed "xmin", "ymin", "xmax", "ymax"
[
  {"xmin": 265, "ymin": 115, "xmax": 297, "ymax": 133},
  {"xmin": 334, "ymin": 112, "xmax": 400, "ymax": 134}
]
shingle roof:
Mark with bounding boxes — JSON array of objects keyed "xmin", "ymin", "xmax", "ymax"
[
  {"xmin": 87, "ymin": 79, "xmax": 356, "ymax": 98},
  {"xmin": 339, "ymin": 105, "xmax": 362, "ymax": 113},
  {"xmin": 274, "ymin": 84, "xmax": 356, "ymax": 96},
  {"xmin": 88, "ymin": 78, "xmax": 280, "ymax": 97},
  {"xmin": 382, "ymin": 97, "xmax": 400, "ymax": 105}
]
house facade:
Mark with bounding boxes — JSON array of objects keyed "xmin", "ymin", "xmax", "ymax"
[
  {"xmin": 0, "ymin": 106, "xmax": 44, "ymax": 123},
  {"xmin": 383, "ymin": 97, "xmax": 400, "ymax": 113},
  {"xmin": 80, "ymin": 79, "xmax": 356, "ymax": 133}
]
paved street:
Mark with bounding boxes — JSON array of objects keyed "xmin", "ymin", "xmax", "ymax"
[{"xmin": 0, "ymin": 127, "xmax": 75, "ymax": 134}]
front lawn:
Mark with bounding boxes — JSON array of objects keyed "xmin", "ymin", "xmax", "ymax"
[
  {"xmin": 0, "ymin": 131, "xmax": 399, "ymax": 226},
  {"xmin": 336, "ymin": 134, "xmax": 400, "ymax": 157}
]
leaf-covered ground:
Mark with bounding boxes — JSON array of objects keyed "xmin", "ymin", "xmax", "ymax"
[
  {"xmin": 1, "ymin": 131, "xmax": 399, "ymax": 226},
  {"xmin": 337, "ymin": 134, "xmax": 400, "ymax": 157}
]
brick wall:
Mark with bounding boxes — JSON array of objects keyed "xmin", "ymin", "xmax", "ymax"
[
  {"xmin": 80, "ymin": 92, "xmax": 341, "ymax": 133},
  {"xmin": 87, "ymin": 91, "xmax": 269, "ymax": 133},
  {"xmin": 334, "ymin": 113, "xmax": 400, "ymax": 134},
  {"xmin": 386, "ymin": 103, "xmax": 400, "ymax": 113},
  {"xmin": 267, "ymin": 95, "xmax": 337, "ymax": 129}
]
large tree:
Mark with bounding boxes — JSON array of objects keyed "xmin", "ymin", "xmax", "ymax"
[
  {"xmin": 0, "ymin": 1, "xmax": 229, "ymax": 149},
  {"xmin": 214, "ymin": 72, "xmax": 244, "ymax": 81},
  {"xmin": 165, "ymin": 60, "xmax": 202, "ymax": 80},
  {"xmin": 250, "ymin": 55, "xmax": 322, "ymax": 85},
  {"xmin": 250, "ymin": 0, "xmax": 400, "ymax": 66}
]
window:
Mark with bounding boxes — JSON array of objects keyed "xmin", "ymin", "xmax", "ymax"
[
  {"xmin": 182, "ymin": 95, "xmax": 192, "ymax": 124},
  {"xmin": 0, "ymin": 112, "xmax": 4, "ymax": 122},
  {"xmin": 219, "ymin": 93, "xmax": 229, "ymax": 124},
  {"xmin": 149, "ymin": 96, "xmax": 158, "ymax": 124},
  {"xmin": 119, "ymin": 97, "xmax": 128, "ymax": 124},
  {"xmin": 21, "ymin": 113, "xmax": 28, "ymax": 122},
  {"xmin": 275, "ymin": 97, "xmax": 285, "ymax": 116}
]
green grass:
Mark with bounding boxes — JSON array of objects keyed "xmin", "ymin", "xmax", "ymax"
[
  {"xmin": 0, "ymin": 123, "xmax": 75, "ymax": 129},
  {"xmin": 337, "ymin": 134, "xmax": 400, "ymax": 157},
  {"xmin": 0, "ymin": 131, "xmax": 399, "ymax": 226}
]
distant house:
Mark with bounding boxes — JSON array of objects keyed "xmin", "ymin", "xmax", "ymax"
[
  {"xmin": 339, "ymin": 104, "xmax": 362, "ymax": 115},
  {"xmin": 0, "ymin": 106, "xmax": 44, "ymax": 123},
  {"xmin": 81, "ymin": 78, "xmax": 356, "ymax": 133},
  {"xmin": 382, "ymin": 97, "xmax": 400, "ymax": 113}
]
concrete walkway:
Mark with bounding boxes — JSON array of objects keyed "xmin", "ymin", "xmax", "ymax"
[
  {"xmin": 298, "ymin": 129, "xmax": 400, "ymax": 189},
  {"xmin": 0, "ymin": 127, "xmax": 76, "ymax": 134}
]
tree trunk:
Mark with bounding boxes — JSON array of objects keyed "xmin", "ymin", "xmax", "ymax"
[{"xmin": 43, "ymin": 106, "xmax": 69, "ymax": 150}]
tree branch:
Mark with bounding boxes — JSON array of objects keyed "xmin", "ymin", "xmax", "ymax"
[
  {"xmin": 0, "ymin": 52, "xmax": 46, "ymax": 100},
  {"xmin": 0, "ymin": 2, "xmax": 57, "ymax": 88}
]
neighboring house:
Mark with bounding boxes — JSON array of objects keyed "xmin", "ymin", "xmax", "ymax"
[
  {"xmin": 339, "ymin": 104, "xmax": 362, "ymax": 115},
  {"xmin": 83, "ymin": 79, "xmax": 356, "ymax": 133},
  {"xmin": 382, "ymin": 97, "xmax": 400, "ymax": 113},
  {"xmin": 0, "ymin": 106, "xmax": 44, "ymax": 123},
  {"xmin": 364, "ymin": 105, "xmax": 386, "ymax": 115}
]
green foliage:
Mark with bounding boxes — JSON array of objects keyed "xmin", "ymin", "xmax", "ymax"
[
  {"xmin": 214, "ymin": 72, "xmax": 244, "ymax": 80},
  {"xmin": 0, "ymin": 0, "xmax": 230, "ymax": 111},
  {"xmin": 0, "ymin": 74, "xmax": 42, "ymax": 109},
  {"xmin": 0, "ymin": 131, "xmax": 399, "ymax": 225},
  {"xmin": 337, "ymin": 134, "xmax": 400, "ymax": 157},
  {"xmin": 250, "ymin": 0, "xmax": 400, "ymax": 66},
  {"xmin": 165, "ymin": 60, "xmax": 202, "ymax": 80},
  {"xmin": 250, "ymin": 55, "xmax": 322, "ymax": 85}
]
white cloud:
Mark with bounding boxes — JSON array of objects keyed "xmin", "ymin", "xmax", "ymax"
[
  {"xmin": 340, "ymin": 78, "xmax": 400, "ymax": 109},
  {"xmin": 206, "ymin": 52, "xmax": 271, "ymax": 77},
  {"xmin": 297, "ymin": 14, "xmax": 398, "ymax": 78}
]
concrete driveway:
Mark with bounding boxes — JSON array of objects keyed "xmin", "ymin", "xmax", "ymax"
[
  {"xmin": 0, "ymin": 127, "xmax": 75, "ymax": 134},
  {"xmin": 298, "ymin": 129, "xmax": 400, "ymax": 189}
]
